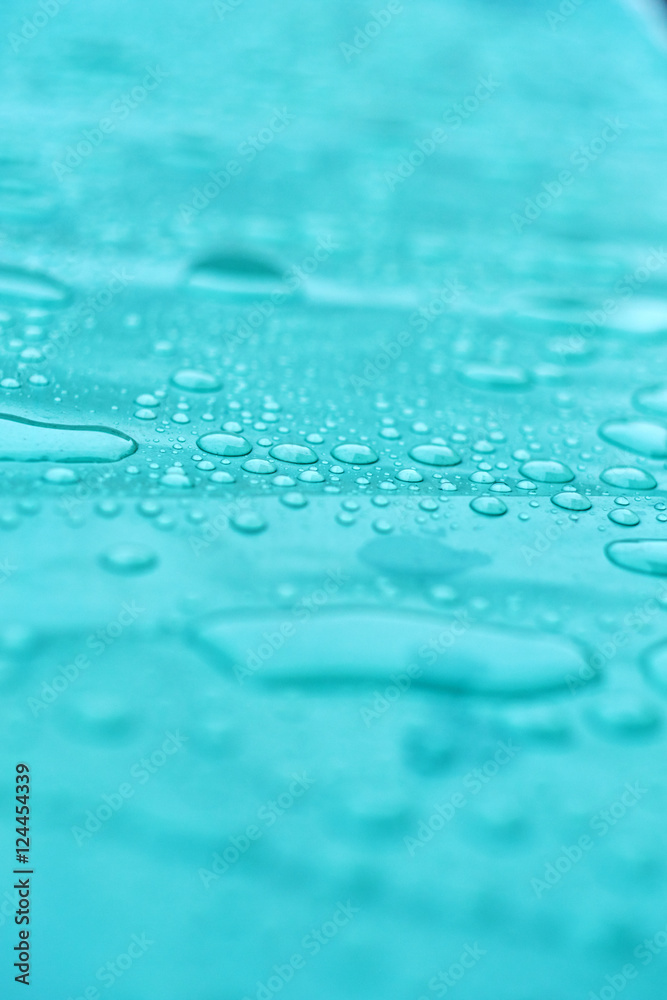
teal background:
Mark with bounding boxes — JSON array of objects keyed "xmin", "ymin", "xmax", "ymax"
[{"xmin": 1, "ymin": 0, "xmax": 667, "ymax": 998}]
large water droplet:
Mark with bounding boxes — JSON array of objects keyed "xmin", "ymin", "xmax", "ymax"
[
  {"xmin": 359, "ymin": 536, "xmax": 489, "ymax": 577},
  {"xmin": 470, "ymin": 495, "xmax": 507, "ymax": 516},
  {"xmin": 0, "ymin": 264, "xmax": 71, "ymax": 306},
  {"xmin": 408, "ymin": 443, "xmax": 462, "ymax": 467},
  {"xmin": 188, "ymin": 252, "xmax": 286, "ymax": 295},
  {"xmin": 0, "ymin": 414, "xmax": 137, "ymax": 462},
  {"xmin": 633, "ymin": 382, "xmax": 667, "ymax": 416},
  {"xmin": 608, "ymin": 508, "xmax": 640, "ymax": 527},
  {"xmin": 605, "ymin": 539, "xmax": 667, "ymax": 576},
  {"xmin": 197, "ymin": 432, "xmax": 252, "ymax": 457},
  {"xmin": 551, "ymin": 491, "xmax": 591, "ymax": 511},
  {"xmin": 586, "ymin": 692, "xmax": 662, "ymax": 739},
  {"xmin": 600, "ymin": 467, "xmax": 657, "ymax": 490},
  {"xmin": 606, "ymin": 298, "xmax": 667, "ymax": 337},
  {"xmin": 269, "ymin": 443, "xmax": 318, "ymax": 464},
  {"xmin": 242, "ymin": 458, "xmax": 276, "ymax": 474},
  {"xmin": 599, "ymin": 419, "xmax": 667, "ymax": 458},
  {"xmin": 194, "ymin": 610, "xmax": 591, "ymax": 697},
  {"xmin": 518, "ymin": 459, "xmax": 574, "ymax": 483},
  {"xmin": 331, "ymin": 443, "xmax": 378, "ymax": 465}
]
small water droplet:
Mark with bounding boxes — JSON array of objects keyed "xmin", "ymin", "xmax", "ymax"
[{"xmin": 100, "ymin": 544, "xmax": 158, "ymax": 574}]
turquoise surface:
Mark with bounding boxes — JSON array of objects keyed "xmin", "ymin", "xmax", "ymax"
[{"xmin": 1, "ymin": 0, "xmax": 667, "ymax": 997}]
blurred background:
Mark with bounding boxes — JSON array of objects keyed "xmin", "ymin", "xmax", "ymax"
[{"xmin": 1, "ymin": 0, "xmax": 667, "ymax": 997}]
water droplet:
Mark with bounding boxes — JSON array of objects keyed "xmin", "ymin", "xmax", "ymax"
[
  {"xmin": 458, "ymin": 362, "xmax": 531, "ymax": 389},
  {"xmin": 408, "ymin": 443, "xmax": 462, "ymax": 467},
  {"xmin": 605, "ymin": 539, "xmax": 667, "ymax": 576},
  {"xmin": 170, "ymin": 369, "xmax": 222, "ymax": 392},
  {"xmin": 0, "ymin": 264, "xmax": 71, "ymax": 306},
  {"xmin": 518, "ymin": 459, "xmax": 574, "ymax": 483},
  {"xmin": 396, "ymin": 468, "xmax": 423, "ymax": 483},
  {"xmin": 633, "ymin": 381, "xmax": 667, "ymax": 417},
  {"xmin": 280, "ymin": 491, "xmax": 307, "ymax": 508},
  {"xmin": 197, "ymin": 432, "xmax": 252, "ymax": 457},
  {"xmin": 269, "ymin": 443, "xmax": 318, "ymax": 464},
  {"xmin": 189, "ymin": 252, "xmax": 286, "ymax": 295},
  {"xmin": 600, "ymin": 466, "xmax": 657, "ymax": 490},
  {"xmin": 586, "ymin": 692, "xmax": 662, "ymax": 739},
  {"xmin": 95, "ymin": 499, "xmax": 121, "ymax": 518},
  {"xmin": 359, "ymin": 536, "xmax": 489, "ymax": 577},
  {"xmin": 606, "ymin": 298, "xmax": 667, "ymax": 336},
  {"xmin": 642, "ymin": 641, "xmax": 667, "ymax": 696},
  {"xmin": 135, "ymin": 393, "xmax": 159, "ymax": 407},
  {"xmin": 608, "ymin": 508, "xmax": 640, "ymax": 526},
  {"xmin": 242, "ymin": 458, "xmax": 276, "ymax": 474},
  {"xmin": 551, "ymin": 492, "xmax": 591, "ymax": 511},
  {"xmin": 0, "ymin": 413, "xmax": 137, "ymax": 462},
  {"xmin": 195, "ymin": 610, "xmax": 590, "ymax": 697},
  {"xmin": 100, "ymin": 544, "xmax": 158, "ymax": 574},
  {"xmin": 599, "ymin": 419, "xmax": 667, "ymax": 458},
  {"xmin": 470, "ymin": 495, "xmax": 507, "ymax": 516},
  {"xmin": 160, "ymin": 470, "xmax": 192, "ymax": 488},
  {"xmin": 230, "ymin": 511, "xmax": 267, "ymax": 534},
  {"xmin": 330, "ymin": 442, "xmax": 378, "ymax": 465},
  {"xmin": 137, "ymin": 500, "xmax": 162, "ymax": 518},
  {"xmin": 43, "ymin": 467, "xmax": 79, "ymax": 484}
]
